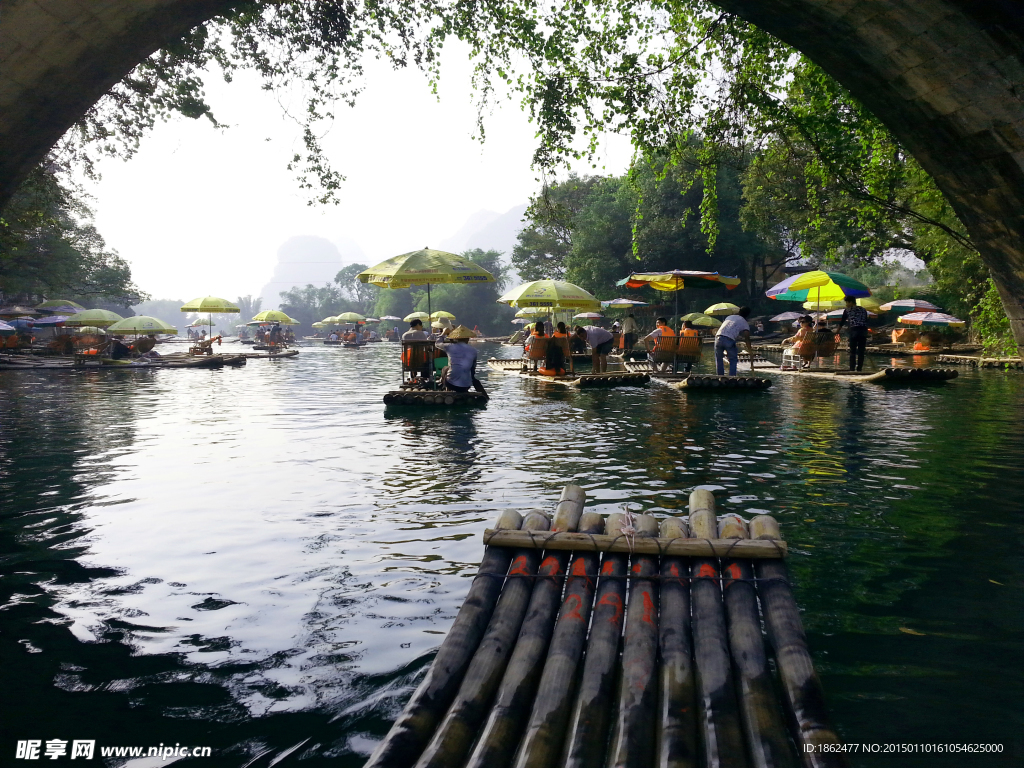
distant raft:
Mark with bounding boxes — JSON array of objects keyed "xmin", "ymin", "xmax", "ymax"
[
  {"xmin": 486, "ymin": 358, "xmax": 649, "ymax": 388},
  {"xmin": 363, "ymin": 485, "xmax": 847, "ymax": 768},
  {"xmin": 936, "ymin": 354, "xmax": 1023, "ymax": 369}
]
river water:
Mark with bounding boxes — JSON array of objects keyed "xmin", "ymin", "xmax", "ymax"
[{"xmin": 1, "ymin": 343, "xmax": 1021, "ymax": 766}]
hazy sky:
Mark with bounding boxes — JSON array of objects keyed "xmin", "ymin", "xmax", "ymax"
[{"xmin": 86, "ymin": 41, "xmax": 633, "ymax": 303}]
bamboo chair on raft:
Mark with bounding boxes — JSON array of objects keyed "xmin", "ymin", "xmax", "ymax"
[
  {"xmin": 525, "ymin": 334, "xmax": 549, "ymax": 372},
  {"xmin": 401, "ymin": 340, "xmax": 437, "ymax": 387},
  {"xmin": 782, "ymin": 329, "xmax": 838, "ymax": 370},
  {"xmin": 644, "ymin": 334, "xmax": 702, "ymax": 373}
]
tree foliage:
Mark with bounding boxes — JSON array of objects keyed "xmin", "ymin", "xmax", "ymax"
[
  {"xmin": 0, "ymin": 165, "xmax": 147, "ymax": 307},
  {"xmin": 335, "ymin": 263, "xmax": 379, "ymax": 313}
]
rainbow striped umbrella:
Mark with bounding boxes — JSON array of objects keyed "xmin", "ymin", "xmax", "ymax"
[{"xmin": 767, "ymin": 271, "xmax": 871, "ymax": 303}]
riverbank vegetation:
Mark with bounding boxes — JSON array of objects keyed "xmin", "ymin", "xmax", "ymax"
[
  {"xmin": 0, "ymin": 165, "xmax": 147, "ymax": 310},
  {"xmin": 1, "ymin": 1, "xmax": 1015, "ymax": 351}
]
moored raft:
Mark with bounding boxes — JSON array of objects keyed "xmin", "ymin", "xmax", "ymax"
[
  {"xmin": 936, "ymin": 354, "xmax": 1023, "ymax": 369},
  {"xmin": 383, "ymin": 390, "xmax": 488, "ymax": 407},
  {"xmin": 486, "ymin": 358, "xmax": 649, "ymax": 388},
  {"xmin": 674, "ymin": 374, "xmax": 773, "ymax": 390},
  {"xmin": 365, "ymin": 485, "xmax": 846, "ymax": 768},
  {"xmin": 767, "ymin": 366, "xmax": 957, "ymax": 384}
]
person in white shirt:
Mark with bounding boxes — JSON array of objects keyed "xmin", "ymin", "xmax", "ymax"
[
  {"xmin": 714, "ymin": 307, "xmax": 753, "ymax": 376},
  {"xmin": 574, "ymin": 324, "xmax": 614, "ymax": 372},
  {"xmin": 621, "ymin": 313, "xmax": 639, "ymax": 352}
]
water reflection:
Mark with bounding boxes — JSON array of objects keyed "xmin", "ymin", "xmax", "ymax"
[{"xmin": 1, "ymin": 350, "xmax": 1022, "ymax": 765}]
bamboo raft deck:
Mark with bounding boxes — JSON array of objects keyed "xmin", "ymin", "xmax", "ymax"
[
  {"xmin": 936, "ymin": 354, "xmax": 1024, "ymax": 369},
  {"xmin": 765, "ymin": 366, "xmax": 957, "ymax": 383},
  {"xmin": 487, "ymin": 358, "xmax": 650, "ymax": 388},
  {"xmin": 383, "ymin": 390, "xmax": 489, "ymax": 407},
  {"xmin": 364, "ymin": 485, "xmax": 845, "ymax": 768},
  {"xmin": 622, "ymin": 362, "xmax": 773, "ymax": 390},
  {"xmin": 0, "ymin": 353, "xmax": 248, "ymax": 370}
]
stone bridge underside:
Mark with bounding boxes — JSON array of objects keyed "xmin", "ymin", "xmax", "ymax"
[{"xmin": 2, "ymin": 0, "xmax": 1024, "ymax": 339}]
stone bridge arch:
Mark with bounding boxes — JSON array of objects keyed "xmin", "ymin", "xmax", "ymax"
[{"xmin": 2, "ymin": 0, "xmax": 1023, "ymax": 340}]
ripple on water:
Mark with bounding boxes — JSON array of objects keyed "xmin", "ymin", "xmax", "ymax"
[{"xmin": 0, "ymin": 347, "xmax": 1022, "ymax": 764}]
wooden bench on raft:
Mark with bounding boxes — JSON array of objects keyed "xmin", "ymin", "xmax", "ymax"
[
  {"xmin": 363, "ymin": 485, "xmax": 846, "ymax": 768},
  {"xmin": 644, "ymin": 334, "xmax": 703, "ymax": 374}
]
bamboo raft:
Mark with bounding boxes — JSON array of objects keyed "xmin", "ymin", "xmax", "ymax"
[
  {"xmin": 487, "ymin": 359, "xmax": 650, "ymax": 388},
  {"xmin": 383, "ymin": 390, "xmax": 488, "ymax": 407},
  {"xmin": 936, "ymin": 354, "xmax": 1024, "ymax": 369},
  {"xmin": 767, "ymin": 366, "xmax": 957, "ymax": 383},
  {"xmin": 364, "ymin": 485, "xmax": 846, "ymax": 768},
  {"xmin": 0, "ymin": 354, "xmax": 247, "ymax": 370},
  {"xmin": 673, "ymin": 374, "xmax": 773, "ymax": 390}
]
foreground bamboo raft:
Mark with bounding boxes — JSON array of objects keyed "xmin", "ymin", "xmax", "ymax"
[{"xmin": 365, "ymin": 485, "xmax": 847, "ymax": 768}]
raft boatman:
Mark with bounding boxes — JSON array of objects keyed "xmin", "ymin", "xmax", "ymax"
[
  {"xmin": 437, "ymin": 325, "xmax": 488, "ymax": 398},
  {"xmin": 574, "ymin": 324, "xmax": 614, "ymax": 373}
]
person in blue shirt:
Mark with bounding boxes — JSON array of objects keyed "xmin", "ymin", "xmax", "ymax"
[{"xmin": 437, "ymin": 325, "xmax": 487, "ymax": 396}]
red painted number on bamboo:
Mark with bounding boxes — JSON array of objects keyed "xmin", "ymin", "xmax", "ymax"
[
  {"xmin": 696, "ymin": 563, "xmax": 717, "ymax": 579},
  {"xmin": 562, "ymin": 594, "xmax": 585, "ymax": 622},
  {"xmin": 597, "ymin": 593, "xmax": 623, "ymax": 625},
  {"xmin": 540, "ymin": 555, "xmax": 561, "ymax": 576},
  {"xmin": 509, "ymin": 555, "xmax": 530, "ymax": 576},
  {"xmin": 641, "ymin": 590, "xmax": 655, "ymax": 624},
  {"xmin": 722, "ymin": 562, "xmax": 742, "ymax": 588}
]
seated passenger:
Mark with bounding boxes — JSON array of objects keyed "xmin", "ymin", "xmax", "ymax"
[
  {"xmin": 644, "ymin": 317, "xmax": 677, "ymax": 371},
  {"xmin": 681, "ymin": 320, "xmax": 699, "ymax": 337},
  {"xmin": 783, "ymin": 316, "xmax": 815, "ymax": 369},
  {"xmin": 538, "ymin": 337, "xmax": 567, "ymax": 376}
]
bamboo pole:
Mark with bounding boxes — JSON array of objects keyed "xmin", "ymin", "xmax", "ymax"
[
  {"xmin": 510, "ymin": 511, "xmax": 606, "ymax": 768},
  {"xmin": 413, "ymin": 511, "xmax": 552, "ymax": 768},
  {"xmin": 481, "ymin": 530, "xmax": 787, "ymax": 559},
  {"xmin": 748, "ymin": 516, "xmax": 848, "ymax": 768},
  {"xmin": 718, "ymin": 514, "xmax": 796, "ymax": 768},
  {"xmin": 605, "ymin": 514, "xmax": 661, "ymax": 768},
  {"xmin": 464, "ymin": 486, "xmax": 587, "ymax": 768},
  {"xmin": 689, "ymin": 491, "xmax": 748, "ymax": 768},
  {"xmin": 562, "ymin": 513, "xmax": 630, "ymax": 768},
  {"xmin": 364, "ymin": 509, "xmax": 525, "ymax": 768},
  {"xmin": 656, "ymin": 516, "xmax": 699, "ymax": 768}
]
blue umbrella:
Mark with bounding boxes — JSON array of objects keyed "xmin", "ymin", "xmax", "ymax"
[
  {"xmin": 9, "ymin": 318, "xmax": 35, "ymax": 330},
  {"xmin": 30, "ymin": 315, "xmax": 69, "ymax": 326}
]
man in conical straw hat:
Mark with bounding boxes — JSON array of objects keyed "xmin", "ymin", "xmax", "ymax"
[{"xmin": 437, "ymin": 325, "xmax": 487, "ymax": 397}]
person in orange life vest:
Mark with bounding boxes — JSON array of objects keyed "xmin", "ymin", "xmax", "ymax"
[
  {"xmin": 644, "ymin": 317, "xmax": 676, "ymax": 372},
  {"xmin": 539, "ymin": 324, "xmax": 568, "ymax": 376},
  {"xmin": 524, "ymin": 321, "xmax": 547, "ymax": 367},
  {"xmin": 550, "ymin": 321, "xmax": 574, "ymax": 373},
  {"xmin": 681, "ymin": 320, "xmax": 698, "ymax": 337}
]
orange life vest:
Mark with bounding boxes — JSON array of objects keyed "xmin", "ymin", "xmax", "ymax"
[{"xmin": 682, "ymin": 328, "xmax": 698, "ymax": 337}]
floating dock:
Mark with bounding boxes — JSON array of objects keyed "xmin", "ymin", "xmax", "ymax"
[
  {"xmin": 936, "ymin": 354, "xmax": 1023, "ymax": 369},
  {"xmin": 487, "ymin": 359, "xmax": 649, "ymax": 388},
  {"xmin": 364, "ymin": 485, "xmax": 846, "ymax": 768}
]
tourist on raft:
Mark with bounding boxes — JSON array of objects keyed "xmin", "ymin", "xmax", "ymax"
[
  {"xmin": 714, "ymin": 306, "xmax": 754, "ymax": 376},
  {"xmin": 644, "ymin": 317, "xmax": 676, "ymax": 372},
  {"xmin": 621, "ymin": 313, "xmax": 639, "ymax": 353},
  {"xmin": 783, "ymin": 315, "xmax": 816, "ymax": 368},
  {"xmin": 402, "ymin": 318, "xmax": 430, "ymax": 341},
  {"xmin": 834, "ymin": 295, "xmax": 869, "ymax": 371},
  {"xmin": 574, "ymin": 323, "xmax": 614, "ymax": 373},
  {"xmin": 437, "ymin": 325, "xmax": 487, "ymax": 397}
]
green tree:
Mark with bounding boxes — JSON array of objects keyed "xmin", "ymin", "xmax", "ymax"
[
  {"xmin": 334, "ymin": 263, "xmax": 378, "ymax": 314},
  {"xmin": 0, "ymin": 165, "xmax": 147, "ymax": 307},
  {"xmin": 278, "ymin": 284, "xmax": 351, "ymax": 331}
]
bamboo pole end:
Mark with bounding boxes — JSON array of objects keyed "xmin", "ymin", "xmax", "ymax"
[{"xmin": 748, "ymin": 515, "xmax": 781, "ymax": 541}]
